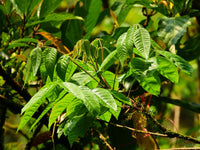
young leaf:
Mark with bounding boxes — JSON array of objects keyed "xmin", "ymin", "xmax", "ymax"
[
  {"xmin": 56, "ymin": 55, "xmax": 70, "ymax": 81},
  {"xmin": 18, "ymin": 82, "xmax": 58, "ymax": 131},
  {"xmin": 30, "ymin": 47, "xmax": 42, "ymax": 76},
  {"xmin": 133, "ymin": 28, "xmax": 151, "ymax": 59},
  {"xmin": 45, "ymin": 48, "xmax": 57, "ymax": 81},
  {"xmin": 126, "ymin": 24, "xmax": 139, "ymax": 56},
  {"xmin": 117, "ymin": 32, "xmax": 128, "ymax": 66},
  {"xmin": 156, "ymin": 50, "xmax": 193, "ymax": 75},
  {"xmin": 48, "ymin": 93, "xmax": 75, "ymax": 128},
  {"xmin": 61, "ymin": 82, "xmax": 100, "ymax": 116},
  {"xmin": 92, "ymin": 88, "xmax": 117, "ymax": 112}
]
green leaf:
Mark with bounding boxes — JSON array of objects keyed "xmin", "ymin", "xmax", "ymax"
[
  {"xmin": 65, "ymin": 59, "xmax": 77, "ymax": 81},
  {"xmin": 84, "ymin": 0, "xmax": 102, "ymax": 39},
  {"xmin": 156, "ymin": 50, "xmax": 193, "ymax": 75},
  {"xmin": 117, "ymin": 32, "xmax": 127, "ymax": 66},
  {"xmin": 156, "ymin": 56, "xmax": 179, "ymax": 83},
  {"xmin": 30, "ymin": 47, "xmax": 42, "ymax": 76},
  {"xmin": 100, "ymin": 50, "xmax": 117, "ymax": 71},
  {"xmin": 66, "ymin": 99, "xmax": 87, "ymax": 119},
  {"xmin": 133, "ymin": 28, "xmax": 151, "ymax": 59},
  {"xmin": 92, "ymin": 88, "xmax": 117, "ymax": 112},
  {"xmin": 40, "ymin": 48, "xmax": 49, "ymax": 84},
  {"xmin": 64, "ymin": 113, "xmax": 93, "ymax": 147},
  {"xmin": 61, "ymin": 82, "xmax": 100, "ymax": 116},
  {"xmin": 126, "ymin": 24, "xmax": 139, "ymax": 56},
  {"xmin": 24, "ymin": 56, "xmax": 32, "ymax": 85},
  {"xmin": 61, "ymin": 20, "xmax": 84, "ymax": 50},
  {"xmin": 71, "ymin": 71, "xmax": 97, "ymax": 86},
  {"xmin": 157, "ymin": 16, "xmax": 191, "ymax": 47},
  {"xmin": 118, "ymin": 3, "xmax": 132, "ymax": 25},
  {"xmin": 99, "ymin": 111, "xmax": 112, "ymax": 122},
  {"xmin": 130, "ymin": 57, "xmax": 152, "ymax": 75},
  {"xmin": 13, "ymin": 38, "xmax": 38, "ymax": 44},
  {"xmin": 40, "ymin": 0, "xmax": 63, "ymax": 18},
  {"xmin": 109, "ymin": 90, "xmax": 132, "ymax": 106},
  {"xmin": 136, "ymin": 73, "xmax": 161, "ymax": 96},
  {"xmin": 26, "ymin": 13, "xmax": 83, "ymax": 27},
  {"xmin": 48, "ymin": 93, "xmax": 75, "ymax": 128},
  {"xmin": 7, "ymin": 42, "xmax": 29, "ymax": 50},
  {"xmin": 56, "ymin": 55, "xmax": 70, "ymax": 81},
  {"xmin": 18, "ymin": 82, "xmax": 57, "ymax": 131},
  {"xmin": 30, "ymin": 90, "xmax": 67, "ymax": 130},
  {"xmin": 104, "ymin": 71, "xmax": 119, "ymax": 90},
  {"xmin": 109, "ymin": 100, "xmax": 121, "ymax": 120},
  {"xmin": 45, "ymin": 48, "xmax": 57, "ymax": 81}
]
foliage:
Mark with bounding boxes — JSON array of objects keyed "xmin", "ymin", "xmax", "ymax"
[{"xmin": 1, "ymin": 0, "xmax": 200, "ymax": 149}]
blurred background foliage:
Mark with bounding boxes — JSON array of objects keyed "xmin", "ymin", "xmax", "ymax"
[{"xmin": 0, "ymin": 0, "xmax": 200, "ymax": 149}]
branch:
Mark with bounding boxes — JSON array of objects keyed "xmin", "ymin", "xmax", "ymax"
[
  {"xmin": 143, "ymin": 109, "xmax": 200, "ymax": 144},
  {"xmin": 0, "ymin": 95, "xmax": 23, "ymax": 114},
  {"xmin": 96, "ymin": 130, "xmax": 114, "ymax": 150},
  {"xmin": 152, "ymin": 96, "xmax": 200, "ymax": 113},
  {"xmin": 0, "ymin": 65, "xmax": 31, "ymax": 102}
]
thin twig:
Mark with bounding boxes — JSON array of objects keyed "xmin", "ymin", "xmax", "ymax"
[
  {"xmin": 96, "ymin": 130, "xmax": 114, "ymax": 150},
  {"xmin": 69, "ymin": 57, "xmax": 105, "ymax": 87}
]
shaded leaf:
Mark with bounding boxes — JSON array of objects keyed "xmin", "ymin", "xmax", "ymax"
[
  {"xmin": 45, "ymin": 48, "xmax": 57, "ymax": 81},
  {"xmin": 156, "ymin": 50, "xmax": 193, "ymax": 75},
  {"xmin": 109, "ymin": 90, "xmax": 132, "ymax": 106},
  {"xmin": 56, "ymin": 55, "xmax": 70, "ymax": 81},
  {"xmin": 40, "ymin": 0, "xmax": 62, "ymax": 18},
  {"xmin": 84, "ymin": 0, "xmax": 102, "ymax": 38},
  {"xmin": 157, "ymin": 16, "xmax": 191, "ymax": 47},
  {"xmin": 64, "ymin": 113, "xmax": 93, "ymax": 147},
  {"xmin": 30, "ymin": 47, "xmax": 42, "ymax": 76}
]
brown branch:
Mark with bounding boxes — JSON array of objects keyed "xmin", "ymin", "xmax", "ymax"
[
  {"xmin": 0, "ymin": 65, "xmax": 31, "ymax": 102},
  {"xmin": 0, "ymin": 95, "xmax": 23, "ymax": 114},
  {"xmin": 96, "ymin": 130, "xmax": 114, "ymax": 150},
  {"xmin": 143, "ymin": 109, "xmax": 200, "ymax": 144}
]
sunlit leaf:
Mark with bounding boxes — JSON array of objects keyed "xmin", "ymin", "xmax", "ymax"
[
  {"xmin": 133, "ymin": 28, "xmax": 151, "ymax": 59},
  {"xmin": 61, "ymin": 82, "xmax": 100, "ymax": 116},
  {"xmin": 18, "ymin": 82, "xmax": 58, "ymax": 131},
  {"xmin": 48, "ymin": 93, "xmax": 75, "ymax": 128},
  {"xmin": 93, "ymin": 88, "xmax": 117, "ymax": 112},
  {"xmin": 117, "ymin": 32, "xmax": 127, "ymax": 66}
]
